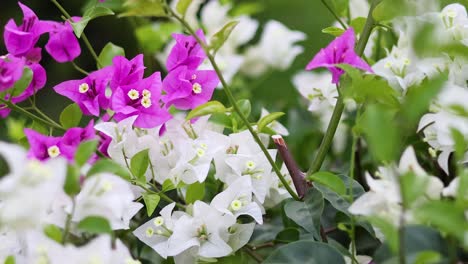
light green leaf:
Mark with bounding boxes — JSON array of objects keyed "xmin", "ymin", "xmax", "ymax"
[
  {"xmin": 186, "ymin": 101, "xmax": 227, "ymax": 120},
  {"xmin": 257, "ymin": 112, "xmax": 284, "ymax": 133},
  {"xmin": 350, "ymin": 17, "xmax": 367, "ymax": 33},
  {"xmin": 400, "ymin": 172, "xmax": 428, "ymax": 207},
  {"xmin": 135, "ymin": 23, "xmax": 180, "ymax": 54},
  {"xmin": 120, "ymin": 0, "xmax": 167, "ymax": 17},
  {"xmin": 71, "ymin": 6, "xmax": 115, "ymax": 38},
  {"xmin": 75, "ymin": 140, "xmax": 98, "ymax": 167},
  {"xmin": 142, "ymin": 193, "xmax": 160, "ymax": 216},
  {"xmin": 4, "ymin": 256, "xmax": 15, "ymax": 264},
  {"xmin": 97, "ymin": 42, "xmax": 125, "ymax": 68},
  {"xmin": 64, "ymin": 165, "xmax": 81, "ymax": 196},
  {"xmin": 162, "ymin": 178, "xmax": 176, "ymax": 192},
  {"xmin": 307, "ymin": 171, "xmax": 346, "ymax": 196},
  {"xmin": 210, "ymin": 21, "xmax": 239, "ymax": 52},
  {"xmin": 43, "ymin": 224, "xmax": 63, "ymax": 243},
  {"xmin": 10, "ymin": 67, "xmax": 33, "ymax": 97},
  {"xmin": 6, "ymin": 118, "xmax": 26, "ymax": 142},
  {"xmin": 264, "ymin": 240, "xmax": 345, "ymax": 264},
  {"xmin": 229, "ymin": 2, "xmax": 263, "ymax": 16},
  {"xmin": 176, "ymin": 0, "xmax": 193, "ymax": 16},
  {"xmin": 413, "ymin": 251, "xmax": 441, "ymax": 264},
  {"xmin": 77, "ymin": 216, "xmax": 112, "ymax": 234},
  {"xmin": 130, "ymin": 149, "xmax": 149, "ymax": 181},
  {"xmin": 322, "ymin": 26, "xmax": 345, "ymax": 37},
  {"xmin": 185, "ymin": 182, "xmax": 205, "ymax": 204},
  {"xmin": 60, "ymin": 104, "xmax": 82, "ymax": 129}
]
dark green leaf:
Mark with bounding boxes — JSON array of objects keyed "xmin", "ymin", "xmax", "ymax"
[
  {"xmin": 75, "ymin": 140, "xmax": 98, "ymax": 167},
  {"xmin": 77, "ymin": 216, "xmax": 112, "ymax": 234},
  {"xmin": 264, "ymin": 240, "xmax": 345, "ymax": 264},
  {"xmin": 186, "ymin": 101, "xmax": 227, "ymax": 120},
  {"xmin": 284, "ymin": 188, "xmax": 324, "ymax": 240},
  {"xmin": 307, "ymin": 171, "xmax": 347, "ymax": 196},
  {"xmin": 10, "ymin": 67, "xmax": 33, "ymax": 97},
  {"xmin": 185, "ymin": 182, "xmax": 205, "ymax": 204},
  {"xmin": 142, "ymin": 193, "xmax": 160, "ymax": 216},
  {"xmin": 71, "ymin": 6, "xmax": 115, "ymax": 37},
  {"xmin": 130, "ymin": 149, "xmax": 149, "ymax": 181},
  {"xmin": 210, "ymin": 21, "xmax": 239, "ymax": 52},
  {"xmin": 275, "ymin": 227, "xmax": 300, "ymax": 243},
  {"xmin": 60, "ymin": 104, "xmax": 82, "ymax": 129},
  {"xmin": 97, "ymin": 42, "xmax": 125, "ymax": 68}
]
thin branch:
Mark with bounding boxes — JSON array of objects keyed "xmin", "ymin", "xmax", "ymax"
[{"xmin": 321, "ymin": 0, "xmax": 348, "ymax": 29}]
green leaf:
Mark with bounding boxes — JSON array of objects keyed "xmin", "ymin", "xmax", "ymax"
[
  {"xmin": 330, "ymin": 0, "xmax": 349, "ymax": 18},
  {"xmin": 367, "ymin": 216, "xmax": 399, "ymax": 252},
  {"xmin": 264, "ymin": 240, "xmax": 345, "ymax": 264},
  {"xmin": 210, "ymin": 21, "xmax": 239, "ymax": 52},
  {"xmin": 209, "ymin": 113, "xmax": 232, "ymax": 128},
  {"xmin": 30, "ymin": 120, "xmax": 48, "ymax": 135},
  {"xmin": 130, "ymin": 149, "xmax": 149, "ymax": 181},
  {"xmin": 77, "ymin": 216, "xmax": 112, "ymax": 234},
  {"xmin": 10, "ymin": 67, "xmax": 33, "ymax": 97},
  {"xmin": 43, "ymin": 224, "xmax": 63, "ymax": 243},
  {"xmin": 135, "ymin": 23, "xmax": 180, "ymax": 54},
  {"xmin": 6, "ymin": 118, "xmax": 26, "ymax": 142},
  {"xmin": 186, "ymin": 101, "xmax": 227, "ymax": 120},
  {"xmin": 97, "ymin": 42, "xmax": 125, "ymax": 68},
  {"xmin": 322, "ymin": 26, "xmax": 345, "ymax": 37},
  {"xmin": 87, "ymin": 159, "xmax": 131, "ymax": 180},
  {"xmin": 75, "ymin": 140, "xmax": 98, "ymax": 167},
  {"xmin": 64, "ymin": 164, "xmax": 81, "ymax": 196},
  {"xmin": 361, "ymin": 104, "xmax": 400, "ymax": 162},
  {"xmin": 307, "ymin": 171, "xmax": 346, "ymax": 196},
  {"xmin": 350, "ymin": 17, "xmax": 367, "ymax": 34},
  {"xmin": 120, "ymin": 0, "xmax": 167, "ymax": 17},
  {"xmin": 229, "ymin": 2, "xmax": 263, "ymax": 16},
  {"xmin": 400, "ymin": 172, "xmax": 428, "ymax": 207},
  {"xmin": 275, "ymin": 227, "xmax": 300, "ymax": 243},
  {"xmin": 71, "ymin": 6, "xmax": 115, "ymax": 37},
  {"xmin": 283, "ymin": 189, "xmax": 324, "ymax": 240},
  {"xmin": 257, "ymin": 112, "xmax": 284, "ymax": 133},
  {"xmin": 60, "ymin": 104, "xmax": 82, "ymax": 129},
  {"xmin": 162, "ymin": 178, "xmax": 176, "ymax": 192},
  {"xmin": 4, "ymin": 256, "xmax": 15, "ymax": 264},
  {"xmin": 176, "ymin": 0, "xmax": 193, "ymax": 16},
  {"xmin": 451, "ymin": 128, "xmax": 467, "ymax": 161},
  {"xmin": 413, "ymin": 251, "xmax": 441, "ymax": 264},
  {"xmin": 185, "ymin": 182, "xmax": 205, "ymax": 204},
  {"xmin": 142, "ymin": 192, "xmax": 160, "ymax": 216}
]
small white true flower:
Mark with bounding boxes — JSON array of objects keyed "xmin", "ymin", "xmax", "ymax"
[
  {"xmin": 192, "ymin": 83, "xmax": 202, "ymax": 94},
  {"xmin": 145, "ymin": 227, "xmax": 154, "ymax": 238},
  {"xmin": 79, "ymin": 83, "xmax": 90, "ymax": 93},
  {"xmin": 101, "ymin": 180, "xmax": 113, "ymax": 192},
  {"xmin": 47, "ymin": 145, "xmax": 61, "ymax": 158},
  {"xmin": 141, "ymin": 97, "xmax": 152, "ymax": 108},
  {"xmin": 153, "ymin": 216, "xmax": 164, "ymax": 227},
  {"xmin": 230, "ymin": 199, "xmax": 243, "ymax": 211},
  {"xmin": 245, "ymin": 160, "xmax": 256, "ymax": 170},
  {"xmin": 127, "ymin": 89, "xmax": 140, "ymax": 100},
  {"xmin": 196, "ymin": 148, "xmax": 205, "ymax": 157},
  {"xmin": 142, "ymin": 89, "xmax": 151, "ymax": 98}
]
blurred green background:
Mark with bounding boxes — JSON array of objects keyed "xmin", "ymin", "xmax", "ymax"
[{"xmin": 0, "ymin": 0, "xmax": 334, "ymax": 169}]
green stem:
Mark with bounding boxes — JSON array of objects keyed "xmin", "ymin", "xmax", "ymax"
[
  {"xmin": 71, "ymin": 61, "xmax": 89, "ymax": 75},
  {"xmin": 31, "ymin": 105, "xmax": 63, "ymax": 129},
  {"xmin": 321, "ymin": 0, "xmax": 348, "ymax": 29},
  {"xmin": 168, "ymin": 8, "xmax": 300, "ymax": 201},
  {"xmin": 307, "ymin": 0, "xmax": 377, "ymax": 177},
  {"xmin": 62, "ymin": 198, "xmax": 76, "ymax": 243},
  {"xmin": 0, "ymin": 98, "xmax": 65, "ymax": 131},
  {"xmin": 50, "ymin": 0, "xmax": 102, "ymax": 68}
]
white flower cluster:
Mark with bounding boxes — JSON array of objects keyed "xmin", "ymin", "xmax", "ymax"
[
  {"xmin": 163, "ymin": 0, "xmax": 306, "ymax": 83},
  {"xmin": 93, "ymin": 114, "xmax": 294, "ymax": 262},
  {"xmin": 0, "ymin": 143, "xmax": 141, "ymax": 263}
]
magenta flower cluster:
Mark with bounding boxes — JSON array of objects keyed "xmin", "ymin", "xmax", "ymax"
[{"xmin": 0, "ymin": 2, "xmax": 81, "ymax": 117}]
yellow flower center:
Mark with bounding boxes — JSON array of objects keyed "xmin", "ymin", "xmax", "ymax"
[
  {"xmin": 153, "ymin": 216, "xmax": 164, "ymax": 227},
  {"xmin": 246, "ymin": 161, "xmax": 256, "ymax": 170},
  {"xmin": 47, "ymin": 145, "xmax": 61, "ymax": 158},
  {"xmin": 79, "ymin": 83, "xmax": 90, "ymax": 93},
  {"xmin": 230, "ymin": 199, "xmax": 243, "ymax": 211},
  {"xmin": 145, "ymin": 227, "xmax": 154, "ymax": 238},
  {"xmin": 141, "ymin": 97, "xmax": 152, "ymax": 108},
  {"xmin": 128, "ymin": 89, "xmax": 140, "ymax": 100},
  {"xmin": 192, "ymin": 83, "xmax": 202, "ymax": 94},
  {"xmin": 142, "ymin": 89, "xmax": 151, "ymax": 98}
]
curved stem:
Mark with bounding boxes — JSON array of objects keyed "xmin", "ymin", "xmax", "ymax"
[
  {"xmin": 71, "ymin": 61, "xmax": 89, "ymax": 75},
  {"xmin": 168, "ymin": 9, "xmax": 300, "ymax": 201},
  {"xmin": 307, "ymin": 0, "xmax": 377, "ymax": 177},
  {"xmin": 0, "ymin": 98, "xmax": 65, "ymax": 131},
  {"xmin": 50, "ymin": 0, "xmax": 102, "ymax": 68}
]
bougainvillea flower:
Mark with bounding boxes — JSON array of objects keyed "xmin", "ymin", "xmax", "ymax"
[
  {"xmin": 62, "ymin": 120, "xmax": 96, "ymax": 147},
  {"xmin": 24, "ymin": 129, "xmax": 75, "ymax": 161},
  {"xmin": 54, "ymin": 66, "xmax": 113, "ymax": 116},
  {"xmin": 110, "ymin": 55, "xmax": 145, "ymax": 90},
  {"xmin": 162, "ymin": 66, "xmax": 219, "ymax": 110},
  {"xmin": 44, "ymin": 19, "xmax": 81, "ymax": 63},
  {"xmin": 97, "ymin": 132, "xmax": 112, "ymax": 157},
  {"xmin": 306, "ymin": 27, "xmax": 373, "ymax": 84},
  {"xmin": 111, "ymin": 72, "xmax": 171, "ymax": 128},
  {"xmin": 166, "ymin": 29, "xmax": 207, "ymax": 71},
  {"xmin": 0, "ymin": 55, "xmax": 25, "ymax": 92},
  {"xmin": 3, "ymin": 2, "xmax": 49, "ymax": 56}
]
